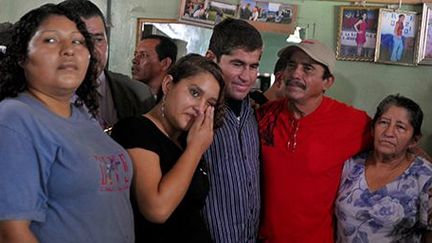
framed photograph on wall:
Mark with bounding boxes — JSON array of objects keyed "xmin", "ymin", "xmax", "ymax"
[
  {"xmin": 179, "ymin": 0, "xmax": 238, "ymax": 27},
  {"xmin": 336, "ymin": 6, "xmax": 380, "ymax": 61},
  {"xmin": 416, "ymin": 3, "xmax": 432, "ymax": 65},
  {"xmin": 374, "ymin": 9, "xmax": 419, "ymax": 66},
  {"xmin": 238, "ymin": 0, "xmax": 294, "ymax": 24},
  {"xmin": 237, "ymin": 0, "xmax": 297, "ymax": 34}
]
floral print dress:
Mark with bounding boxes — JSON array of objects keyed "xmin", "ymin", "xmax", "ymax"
[{"xmin": 335, "ymin": 152, "xmax": 432, "ymax": 243}]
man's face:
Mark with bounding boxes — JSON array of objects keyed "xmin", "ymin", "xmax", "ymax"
[
  {"xmin": 282, "ymin": 49, "xmax": 333, "ymax": 104},
  {"xmin": 131, "ymin": 39, "xmax": 163, "ymax": 84},
  {"xmin": 216, "ymin": 48, "xmax": 261, "ymax": 100},
  {"xmin": 82, "ymin": 16, "xmax": 108, "ymax": 76}
]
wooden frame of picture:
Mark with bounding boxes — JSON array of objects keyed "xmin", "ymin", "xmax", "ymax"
[
  {"xmin": 179, "ymin": 0, "xmax": 238, "ymax": 28},
  {"xmin": 135, "ymin": 18, "xmax": 176, "ymax": 48},
  {"xmin": 237, "ymin": 0, "xmax": 297, "ymax": 34},
  {"xmin": 336, "ymin": 6, "xmax": 380, "ymax": 61},
  {"xmin": 416, "ymin": 3, "xmax": 432, "ymax": 64},
  {"xmin": 374, "ymin": 8, "xmax": 419, "ymax": 66},
  {"xmin": 135, "ymin": 18, "xmax": 215, "ymax": 59}
]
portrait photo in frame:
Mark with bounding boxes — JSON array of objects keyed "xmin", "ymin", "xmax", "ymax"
[
  {"xmin": 416, "ymin": 3, "xmax": 432, "ymax": 65},
  {"xmin": 374, "ymin": 9, "xmax": 419, "ymax": 66},
  {"xmin": 336, "ymin": 6, "xmax": 380, "ymax": 61},
  {"xmin": 179, "ymin": 0, "xmax": 238, "ymax": 27}
]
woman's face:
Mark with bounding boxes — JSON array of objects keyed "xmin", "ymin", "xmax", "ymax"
[
  {"xmin": 373, "ymin": 105, "xmax": 417, "ymax": 158},
  {"xmin": 23, "ymin": 15, "xmax": 90, "ymax": 98},
  {"xmin": 163, "ymin": 72, "xmax": 220, "ymax": 131}
]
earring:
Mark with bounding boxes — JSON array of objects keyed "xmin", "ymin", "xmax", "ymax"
[{"xmin": 160, "ymin": 95, "xmax": 166, "ymax": 118}]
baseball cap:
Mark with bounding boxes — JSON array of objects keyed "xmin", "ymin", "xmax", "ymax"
[{"xmin": 277, "ymin": 39, "xmax": 336, "ymax": 75}]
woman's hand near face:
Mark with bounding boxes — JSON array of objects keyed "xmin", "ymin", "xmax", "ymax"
[
  {"xmin": 129, "ymin": 106, "xmax": 215, "ymax": 224},
  {"xmin": 130, "ymin": 108, "xmax": 214, "ymax": 223},
  {"xmin": 186, "ymin": 106, "xmax": 215, "ymax": 154}
]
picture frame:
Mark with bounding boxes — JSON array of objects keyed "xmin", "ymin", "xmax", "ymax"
[
  {"xmin": 336, "ymin": 6, "xmax": 380, "ymax": 61},
  {"xmin": 416, "ymin": 3, "xmax": 432, "ymax": 65},
  {"xmin": 179, "ymin": 0, "xmax": 238, "ymax": 28},
  {"xmin": 237, "ymin": 0, "xmax": 297, "ymax": 34},
  {"xmin": 374, "ymin": 8, "xmax": 419, "ymax": 66},
  {"xmin": 135, "ymin": 18, "xmax": 213, "ymax": 58},
  {"xmin": 136, "ymin": 18, "xmax": 177, "ymax": 48}
]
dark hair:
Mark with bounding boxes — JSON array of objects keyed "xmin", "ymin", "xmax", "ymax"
[
  {"xmin": 162, "ymin": 53, "xmax": 225, "ymax": 129},
  {"xmin": 322, "ymin": 65, "xmax": 332, "ymax": 80},
  {"xmin": 372, "ymin": 94, "xmax": 423, "ymax": 138},
  {"xmin": 359, "ymin": 11, "xmax": 367, "ymax": 20},
  {"xmin": 142, "ymin": 35, "xmax": 177, "ymax": 68},
  {"xmin": 273, "ymin": 57, "xmax": 287, "ymax": 74},
  {"xmin": 58, "ymin": 0, "xmax": 107, "ymax": 33},
  {"xmin": 0, "ymin": 22, "xmax": 14, "ymax": 59},
  {"xmin": 208, "ymin": 18, "xmax": 263, "ymax": 61},
  {"xmin": 0, "ymin": 3, "xmax": 99, "ymax": 117},
  {"xmin": 0, "ymin": 22, "xmax": 14, "ymax": 46}
]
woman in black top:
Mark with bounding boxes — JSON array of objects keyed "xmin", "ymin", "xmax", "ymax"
[{"xmin": 112, "ymin": 54, "xmax": 225, "ymax": 242}]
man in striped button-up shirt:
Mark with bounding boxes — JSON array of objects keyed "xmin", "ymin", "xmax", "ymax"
[{"xmin": 203, "ymin": 18, "xmax": 263, "ymax": 243}]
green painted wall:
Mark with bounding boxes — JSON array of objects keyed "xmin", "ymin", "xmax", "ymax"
[
  {"xmin": 2, "ymin": 0, "xmax": 431, "ymax": 153},
  {"xmin": 0, "ymin": 0, "xmax": 106, "ymax": 21}
]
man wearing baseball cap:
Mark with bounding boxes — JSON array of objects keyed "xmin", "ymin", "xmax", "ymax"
[{"xmin": 256, "ymin": 40, "xmax": 372, "ymax": 242}]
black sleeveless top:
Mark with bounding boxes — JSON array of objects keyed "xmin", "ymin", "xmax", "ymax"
[{"xmin": 111, "ymin": 116, "xmax": 211, "ymax": 243}]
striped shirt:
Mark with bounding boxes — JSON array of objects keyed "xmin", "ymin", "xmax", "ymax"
[{"xmin": 202, "ymin": 98, "xmax": 261, "ymax": 243}]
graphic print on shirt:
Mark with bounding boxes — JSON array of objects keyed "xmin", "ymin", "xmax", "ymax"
[{"xmin": 95, "ymin": 152, "xmax": 130, "ymax": 192}]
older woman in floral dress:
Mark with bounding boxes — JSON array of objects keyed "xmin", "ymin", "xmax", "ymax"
[{"xmin": 335, "ymin": 94, "xmax": 432, "ymax": 243}]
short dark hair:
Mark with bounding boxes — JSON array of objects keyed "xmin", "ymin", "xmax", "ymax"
[
  {"xmin": 273, "ymin": 57, "xmax": 287, "ymax": 74},
  {"xmin": 161, "ymin": 53, "xmax": 225, "ymax": 129},
  {"xmin": 208, "ymin": 18, "xmax": 263, "ymax": 61},
  {"xmin": 322, "ymin": 65, "xmax": 332, "ymax": 80},
  {"xmin": 0, "ymin": 3, "xmax": 99, "ymax": 117},
  {"xmin": 142, "ymin": 35, "xmax": 177, "ymax": 68},
  {"xmin": 372, "ymin": 94, "xmax": 423, "ymax": 138},
  {"xmin": 58, "ymin": 0, "xmax": 107, "ymax": 33}
]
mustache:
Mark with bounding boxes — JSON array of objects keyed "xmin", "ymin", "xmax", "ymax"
[{"xmin": 285, "ymin": 79, "xmax": 306, "ymax": 90}]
